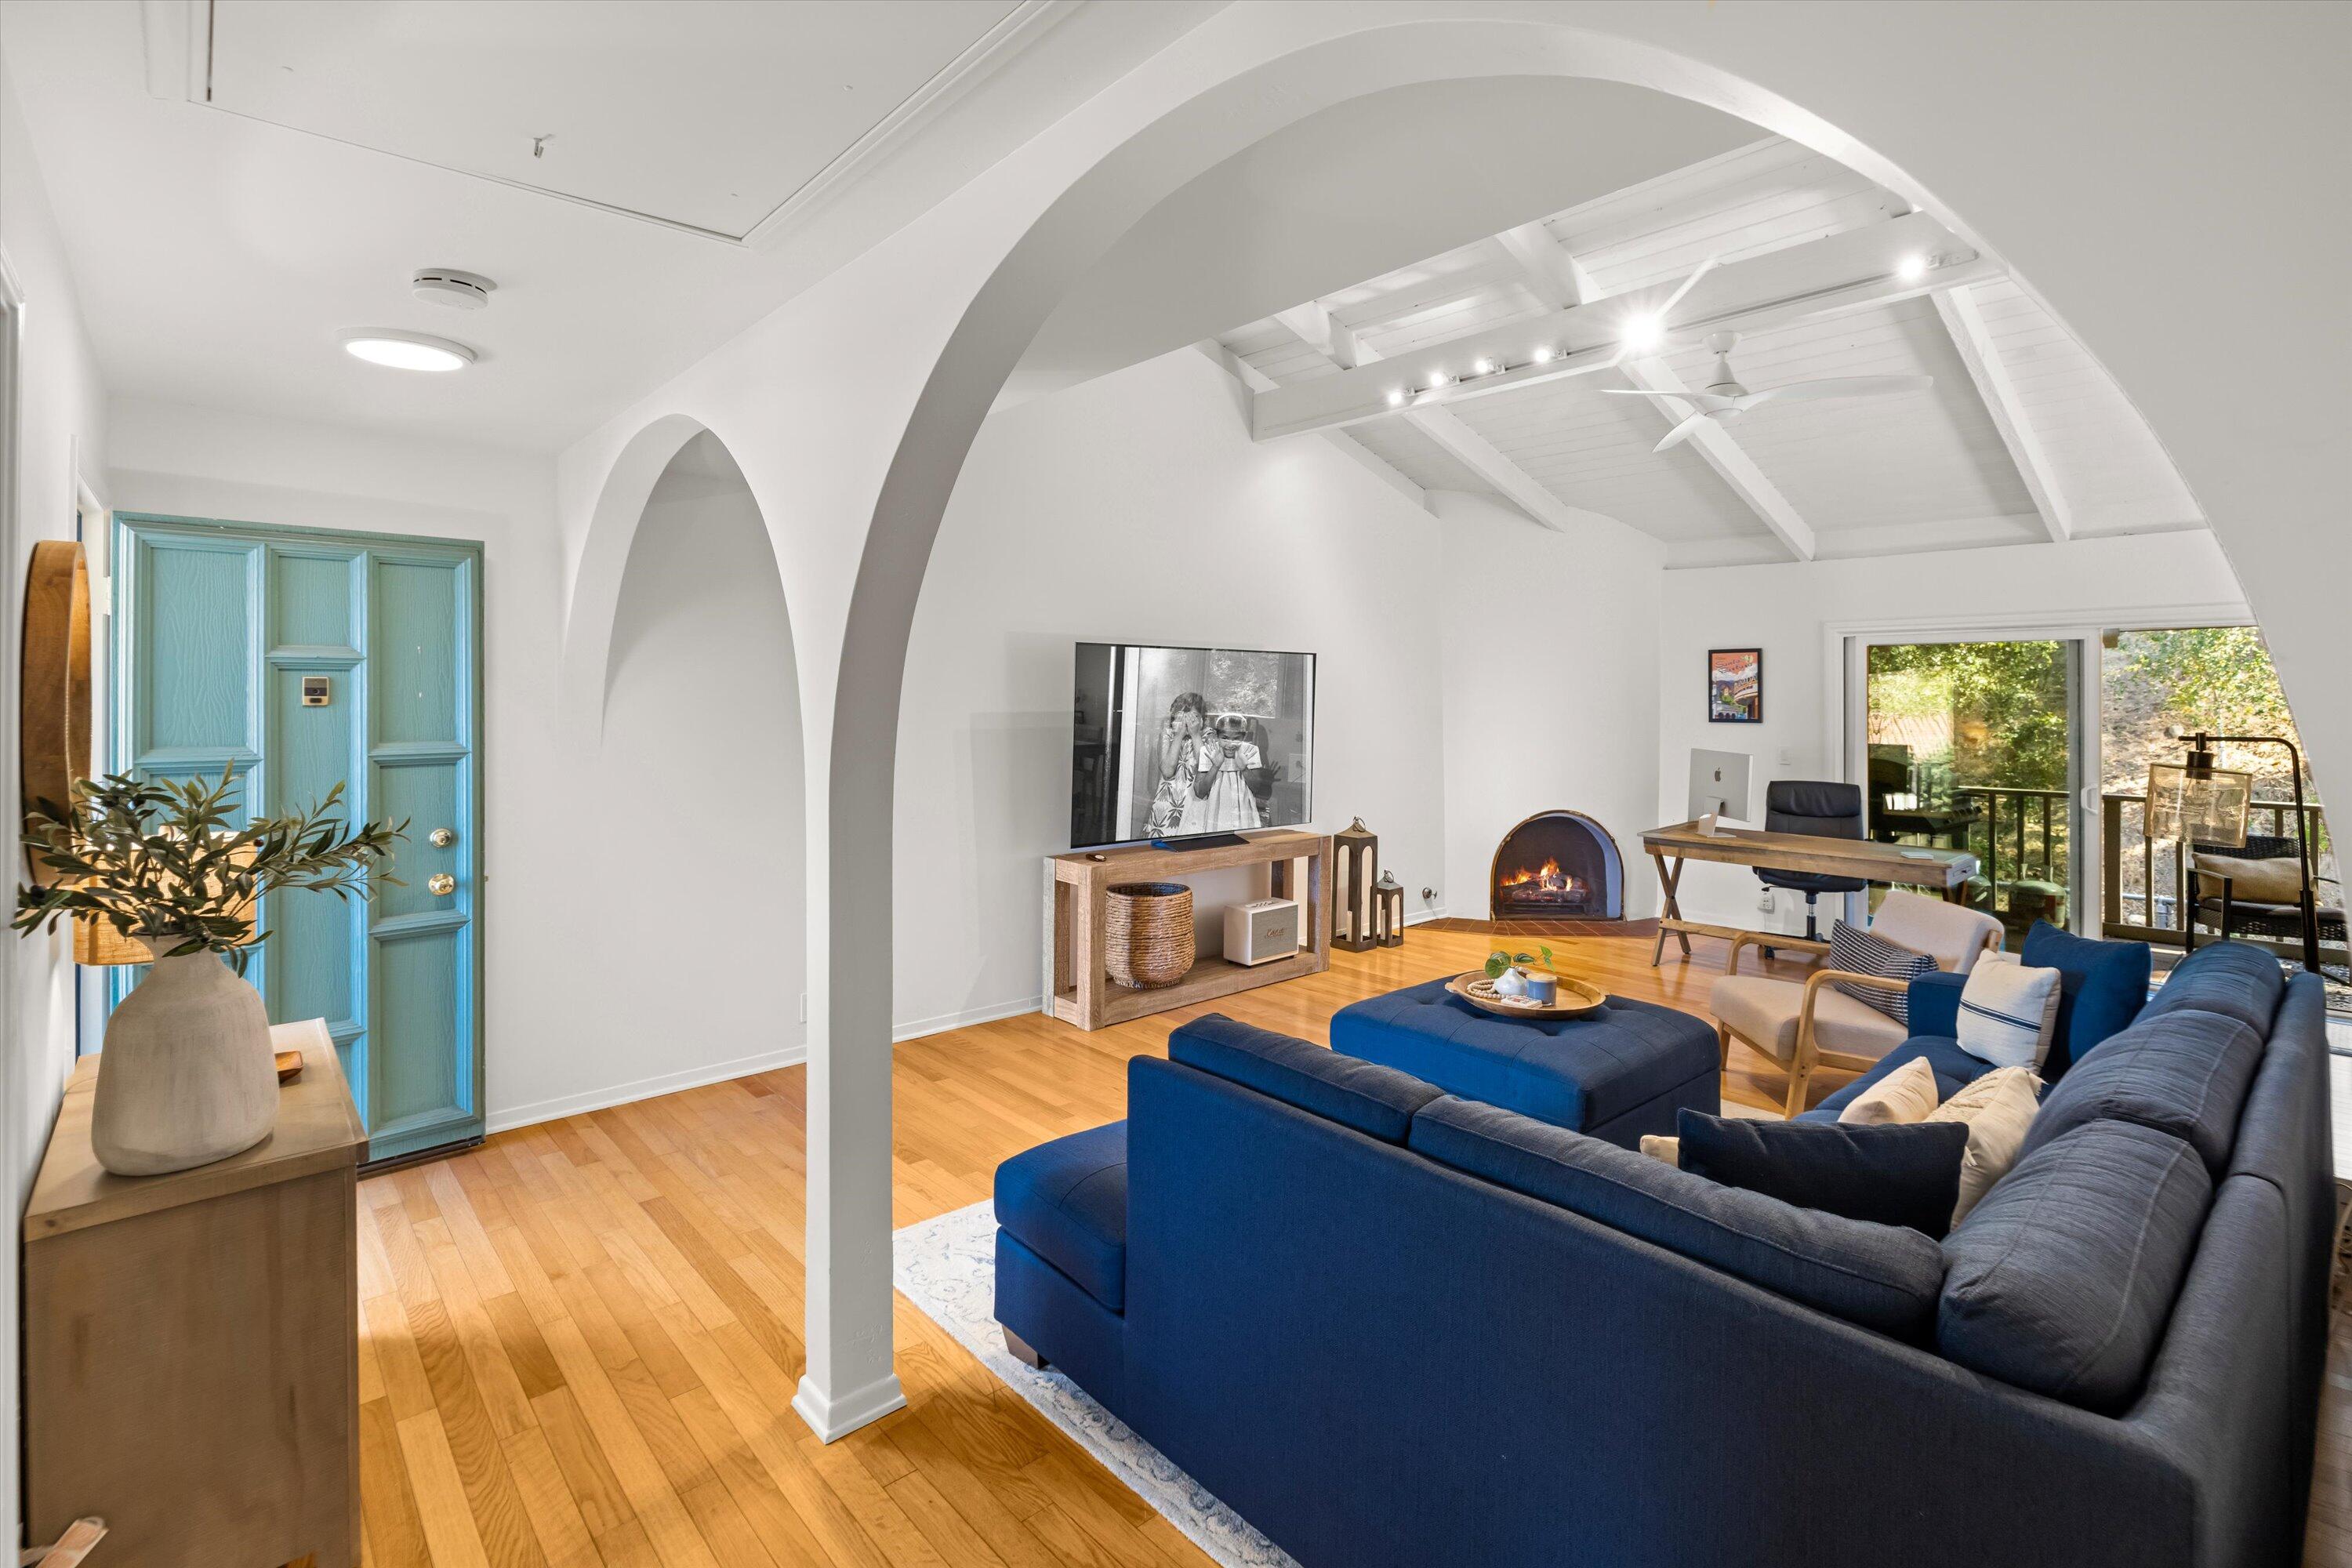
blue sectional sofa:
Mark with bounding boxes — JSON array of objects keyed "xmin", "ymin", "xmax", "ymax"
[{"xmin": 993, "ymin": 937, "xmax": 2331, "ymax": 1567}]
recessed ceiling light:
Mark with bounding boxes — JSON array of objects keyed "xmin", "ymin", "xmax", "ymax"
[
  {"xmin": 1896, "ymin": 253, "xmax": 1930, "ymax": 284},
  {"xmin": 1621, "ymin": 315, "xmax": 1664, "ymax": 354},
  {"xmin": 340, "ymin": 330, "xmax": 475, "ymax": 372}
]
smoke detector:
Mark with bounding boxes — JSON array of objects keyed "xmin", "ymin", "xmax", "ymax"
[{"xmin": 411, "ymin": 268, "xmax": 495, "ymax": 310}]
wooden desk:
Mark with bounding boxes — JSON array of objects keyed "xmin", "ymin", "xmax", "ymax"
[
  {"xmin": 25, "ymin": 1020, "xmax": 365, "ymax": 1568},
  {"xmin": 1640, "ymin": 819, "xmax": 1979, "ymax": 965},
  {"xmin": 1044, "ymin": 829, "xmax": 1329, "ymax": 1029}
]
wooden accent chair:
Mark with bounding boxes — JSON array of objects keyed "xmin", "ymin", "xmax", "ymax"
[{"xmin": 1708, "ymin": 891, "xmax": 2005, "ymax": 1117}]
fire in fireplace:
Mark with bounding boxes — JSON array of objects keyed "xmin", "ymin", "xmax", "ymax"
[{"xmin": 1490, "ymin": 811, "xmax": 1624, "ymax": 921}]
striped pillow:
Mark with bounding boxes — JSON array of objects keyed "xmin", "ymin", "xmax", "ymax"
[
  {"xmin": 1955, "ymin": 958, "xmax": 2063, "ymax": 1069},
  {"xmin": 1829, "ymin": 921, "xmax": 1937, "ymax": 1024}
]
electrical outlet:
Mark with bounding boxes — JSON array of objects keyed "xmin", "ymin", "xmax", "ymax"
[
  {"xmin": 1777, "ymin": 746, "xmax": 1795, "ymax": 768},
  {"xmin": 1757, "ymin": 888, "xmax": 1776, "ymax": 913}
]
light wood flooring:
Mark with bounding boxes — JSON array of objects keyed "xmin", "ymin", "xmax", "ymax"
[{"xmin": 355, "ymin": 924, "xmax": 2352, "ymax": 1566}]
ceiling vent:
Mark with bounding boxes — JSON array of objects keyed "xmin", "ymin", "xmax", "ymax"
[{"xmin": 411, "ymin": 268, "xmax": 495, "ymax": 310}]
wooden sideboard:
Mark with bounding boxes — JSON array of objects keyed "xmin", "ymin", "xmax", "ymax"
[
  {"xmin": 1043, "ymin": 829, "xmax": 1331, "ymax": 1029},
  {"xmin": 24, "ymin": 1018, "xmax": 365, "ymax": 1568}
]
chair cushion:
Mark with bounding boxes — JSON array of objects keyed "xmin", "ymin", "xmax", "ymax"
[
  {"xmin": 1866, "ymin": 890, "xmax": 2007, "ymax": 975},
  {"xmin": 1328, "ymin": 978, "xmax": 1718, "ymax": 1136},
  {"xmin": 1803, "ymin": 1035, "xmax": 1991, "ymax": 1122},
  {"xmin": 2138, "ymin": 939, "xmax": 2285, "ymax": 1036},
  {"xmin": 1171, "ymin": 1013, "xmax": 1439, "ymax": 1144},
  {"xmin": 2020, "ymin": 1007, "xmax": 2265, "ymax": 1175},
  {"xmin": 1830, "ymin": 920, "xmax": 1938, "ymax": 1023},
  {"xmin": 1408, "ymin": 1095, "xmax": 1947, "ymax": 1340},
  {"xmin": 2198, "ymin": 853, "xmax": 2306, "ymax": 904},
  {"xmin": 1675, "ymin": 1111, "xmax": 1970, "ymax": 1238},
  {"xmin": 1711, "ymin": 974, "xmax": 1910, "ymax": 1062},
  {"xmin": 2018, "ymin": 921, "xmax": 2151, "ymax": 1079},
  {"xmin": 1939, "ymin": 1120, "xmax": 2212, "ymax": 1412},
  {"xmin": 1953, "ymin": 957, "xmax": 2062, "ymax": 1069},
  {"xmin": 993, "ymin": 1122, "xmax": 1129, "ymax": 1311}
]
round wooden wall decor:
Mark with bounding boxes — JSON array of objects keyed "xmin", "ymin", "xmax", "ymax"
[{"xmin": 21, "ymin": 539, "xmax": 91, "ymax": 886}]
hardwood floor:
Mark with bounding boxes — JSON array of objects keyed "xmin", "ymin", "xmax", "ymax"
[{"xmin": 357, "ymin": 925, "xmax": 2343, "ymax": 1566}]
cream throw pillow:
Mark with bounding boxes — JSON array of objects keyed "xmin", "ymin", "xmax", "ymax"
[
  {"xmin": 2201, "ymin": 854, "xmax": 2304, "ymax": 904},
  {"xmin": 1836, "ymin": 1055, "xmax": 1940, "ymax": 1125},
  {"xmin": 1927, "ymin": 1065, "xmax": 2042, "ymax": 1223},
  {"xmin": 1640, "ymin": 1134, "xmax": 1679, "ymax": 1167}
]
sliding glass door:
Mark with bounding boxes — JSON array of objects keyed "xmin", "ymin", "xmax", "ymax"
[{"xmin": 1855, "ymin": 635, "xmax": 2089, "ymax": 946}]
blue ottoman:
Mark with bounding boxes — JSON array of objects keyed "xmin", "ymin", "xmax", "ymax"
[{"xmin": 1329, "ymin": 977, "xmax": 1719, "ymax": 1146}]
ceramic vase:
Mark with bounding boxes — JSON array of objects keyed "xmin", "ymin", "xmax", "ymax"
[{"xmin": 90, "ymin": 934, "xmax": 278, "ymax": 1176}]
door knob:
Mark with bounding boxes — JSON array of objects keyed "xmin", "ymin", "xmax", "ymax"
[
  {"xmin": 429, "ymin": 827, "xmax": 456, "ymax": 848},
  {"xmin": 427, "ymin": 873, "xmax": 456, "ymax": 896}
]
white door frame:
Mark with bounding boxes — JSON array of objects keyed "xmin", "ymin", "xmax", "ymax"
[{"xmin": 1824, "ymin": 601, "xmax": 2252, "ymax": 936}]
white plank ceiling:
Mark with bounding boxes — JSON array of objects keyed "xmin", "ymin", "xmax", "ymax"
[{"xmin": 1214, "ymin": 137, "xmax": 2207, "ymax": 566}]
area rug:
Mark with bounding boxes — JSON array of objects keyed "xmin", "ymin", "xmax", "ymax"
[{"xmin": 892, "ymin": 1201, "xmax": 1298, "ymax": 1568}]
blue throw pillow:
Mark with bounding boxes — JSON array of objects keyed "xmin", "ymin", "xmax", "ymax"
[
  {"xmin": 1676, "ymin": 1110, "xmax": 1970, "ymax": 1238},
  {"xmin": 2019, "ymin": 921, "xmax": 2151, "ymax": 1079}
]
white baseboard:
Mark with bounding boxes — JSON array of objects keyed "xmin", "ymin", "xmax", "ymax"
[
  {"xmin": 893, "ymin": 995, "xmax": 1045, "ymax": 1044},
  {"xmin": 793, "ymin": 1370, "xmax": 908, "ymax": 1443},
  {"xmin": 1404, "ymin": 906, "xmax": 1449, "ymax": 926},
  {"xmin": 485, "ymin": 1041, "xmax": 808, "ymax": 1134}
]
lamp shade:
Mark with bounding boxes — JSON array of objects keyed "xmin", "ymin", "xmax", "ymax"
[{"xmin": 2145, "ymin": 760, "xmax": 2252, "ymax": 848}]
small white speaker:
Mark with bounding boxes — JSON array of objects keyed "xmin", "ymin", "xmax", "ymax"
[{"xmin": 1224, "ymin": 898, "xmax": 1300, "ymax": 965}]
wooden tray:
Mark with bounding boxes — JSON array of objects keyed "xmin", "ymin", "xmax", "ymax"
[{"xmin": 1446, "ymin": 971, "xmax": 1609, "ymax": 1020}]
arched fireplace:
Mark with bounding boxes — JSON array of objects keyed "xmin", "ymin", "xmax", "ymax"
[{"xmin": 1490, "ymin": 811, "xmax": 1624, "ymax": 921}]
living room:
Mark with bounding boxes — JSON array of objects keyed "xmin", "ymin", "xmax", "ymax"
[{"xmin": 0, "ymin": 4, "xmax": 2344, "ymax": 1567}]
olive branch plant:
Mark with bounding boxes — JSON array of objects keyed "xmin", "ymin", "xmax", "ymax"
[{"xmin": 14, "ymin": 770, "xmax": 408, "ymax": 958}]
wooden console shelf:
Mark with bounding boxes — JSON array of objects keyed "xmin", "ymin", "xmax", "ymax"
[{"xmin": 1043, "ymin": 829, "xmax": 1331, "ymax": 1030}]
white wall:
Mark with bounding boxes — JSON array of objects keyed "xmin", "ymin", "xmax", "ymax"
[
  {"xmin": 1, "ymin": 34, "xmax": 110, "ymax": 1548},
  {"xmin": 1435, "ymin": 489, "xmax": 1664, "ymax": 921},
  {"xmin": 1653, "ymin": 530, "xmax": 2252, "ymax": 931},
  {"xmin": 894, "ymin": 347, "xmax": 1450, "ymax": 1033},
  {"xmin": 574, "ymin": 440, "xmax": 807, "ymax": 1105}
]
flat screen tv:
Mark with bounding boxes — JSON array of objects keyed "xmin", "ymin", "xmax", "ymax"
[{"xmin": 1069, "ymin": 642, "xmax": 1316, "ymax": 849}]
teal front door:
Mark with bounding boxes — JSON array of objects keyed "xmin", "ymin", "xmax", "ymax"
[{"xmin": 114, "ymin": 514, "xmax": 484, "ymax": 1163}]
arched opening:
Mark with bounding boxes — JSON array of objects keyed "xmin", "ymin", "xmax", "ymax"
[{"xmin": 579, "ymin": 430, "xmax": 806, "ymax": 1102}]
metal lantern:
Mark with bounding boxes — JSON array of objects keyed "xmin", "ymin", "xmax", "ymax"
[
  {"xmin": 1334, "ymin": 816, "xmax": 1378, "ymax": 953},
  {"xmin": 1374, "ymin": 871, "xmax": 1406, "ymax": 948}
]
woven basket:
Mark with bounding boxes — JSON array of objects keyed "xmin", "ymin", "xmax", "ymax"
[{"xmin": 1105, "ymin": 881, "xmax": 1194, "ymax": 989}]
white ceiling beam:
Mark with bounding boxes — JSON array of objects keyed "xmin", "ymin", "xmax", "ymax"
[
  {"xmin": 1253, "ymin": 212, "xmax": 1992, "ymax": 441},
  {"xmin": 1272, "ymin": 302, "xmax": 1364, "ymax": 369},
  {"xmin": 1622, "ymin": 356, "xmax": 1816, "ymax": 562},
  {"xmin": 1192, "ymin": 342, "xmax": 1425, "ymax": 509},
  {"xmin": 1490, "ymin": 221, "xmax": 1595, "ymax": 310},
  {"xmin": 1932, "ymin": 285, "xmax": 2074, "ymax": 543},
  {"xmin": 1262, "ymin": 310, "xmax": 1617, "ymax": 535}
]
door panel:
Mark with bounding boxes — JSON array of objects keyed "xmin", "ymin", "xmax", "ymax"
[{"xmin": 116, "ymin": 515, "xmax": 482, "ymax": 1163}]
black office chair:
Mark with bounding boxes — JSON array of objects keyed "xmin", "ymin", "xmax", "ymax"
[{"xmin": 1759, "ymin": 780, "xmax": 1868, "ymax": 941}]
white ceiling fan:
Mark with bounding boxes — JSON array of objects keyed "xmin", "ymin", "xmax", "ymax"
[{"xmin": 1606, "ymin": 330, "xmax": 1934, "ymax": 454}]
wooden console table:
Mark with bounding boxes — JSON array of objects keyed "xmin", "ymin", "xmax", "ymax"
[
  {"xmin": 1641, "ymin": 819, "xmax": 1979, "ymax": 966},
  {"xmin": 1044, "ymin": 829, "xmax": 1330, "ymax": 1030},
  {"xmin": 24, "ymin": 1019, "xmax": 365, "ymax": 1568}
]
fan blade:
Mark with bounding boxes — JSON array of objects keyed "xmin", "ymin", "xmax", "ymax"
[
  {"xmin": 1749, "ymin": 375, "xmax": 1933, "ymax": 405},
  {"xmin": 1605, "ymin": 387, "xmax": 1737, "ymax": 413},
  {"xmin": 1653, "ymin": 412, "xmax": 1713, "ymax": 453}
]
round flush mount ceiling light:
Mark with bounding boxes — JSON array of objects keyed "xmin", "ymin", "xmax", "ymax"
[
  {"xmin": 339, "ymin": 330, "xmax": 476, "ymax": 372},
  {"xmin": 411, "ymin": 267, "xmax": 496, "ymax": 310}
]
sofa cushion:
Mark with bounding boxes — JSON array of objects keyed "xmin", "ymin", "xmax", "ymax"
[
  {"xmin": 1171, "ymin": 1014, "xmax": 1439, "ymax": 1144},
  {"xmin": 1409, "ymin": 1095, "xmax": 1947, "ymax": 1339},
  {"xmin": 1938, "ymin": 1119, "xmax": 2212, "ymax": 1412},
  {"xmin": 1328, "ymin": 978, "xmax": 1717, "ymax": 1137},
  {"xmin": 1953, "ymin": 957, "xmax": 2062, "ymax": 1070},
  {"xmin": 1837, "ymin": 1054, "xmax": 1940, "ymax": 1125},
  {"xmin": 993, "ymin": 1121, "xmax": 1129, "ymax": 1311},
  {"xmin": 1803, "ymin": 1034, "xmax": 1991, "ymax": 1123},
  {"xmin": 1675, "ymin": 1111, "xmax": 1970, "ymax": 1237},
  {"xmin": 2018, "ymin": 921, "xmax": 2151, "ymax": 1078},
  {"xmin": 1925, "ymin": 1065, "xmax": 2043, "ymax": 1225},
  {"xmin": 2136, "ymin": 938, "xmax": 2285, "ymax": 1036},
  {"xmin": 2020, "ymin": 1008, "xmax": 2264, "ymax": 1175}
]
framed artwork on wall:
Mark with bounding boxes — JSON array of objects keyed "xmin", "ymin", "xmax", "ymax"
[{"xmin": 1708, "ymin": 648, "xmax": 1762, "ymax": 724}]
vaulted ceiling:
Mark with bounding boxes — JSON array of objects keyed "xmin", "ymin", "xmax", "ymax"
[{"xmin": 1214, "ymin": 137, "xmax": 2205, "ymax": 567}]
